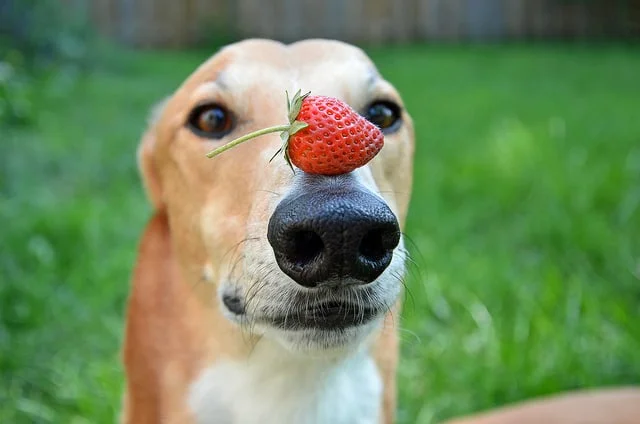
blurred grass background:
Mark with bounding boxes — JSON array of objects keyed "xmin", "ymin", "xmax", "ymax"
[{"xmin": 2, "ymin": 3, "xmax": 640, "ymax": 423}]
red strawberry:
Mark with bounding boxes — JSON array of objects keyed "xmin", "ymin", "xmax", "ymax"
[
  {"xmin": 285, "ymin": 94, "xmax": 384, "ymax": 175},
  {"xmin": 206, "ymin": 91, "xmax": 384, "ymax": 175}
]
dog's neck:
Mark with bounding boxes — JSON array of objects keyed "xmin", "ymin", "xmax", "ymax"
[{"xmin": 187, "ymin": 338, "xmax": 382, "ymax": 424}]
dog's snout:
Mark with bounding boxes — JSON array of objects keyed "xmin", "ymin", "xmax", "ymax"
[{"xmin": 267, "ymin": 189, "xmax": 400, "ymax": 288}]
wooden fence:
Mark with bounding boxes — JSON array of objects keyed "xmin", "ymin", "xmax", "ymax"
[{"xmin": 87, "ymin": 0, "xmax": 640, "ymax": 47}]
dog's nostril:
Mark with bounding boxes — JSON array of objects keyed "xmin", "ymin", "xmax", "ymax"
[
  {"xmin": 359, "ymin": 228, "xmax": 389, "ymax": 262},
  {"xmin": 290, "ymin": 230, "xmax": 324, "ymax": 266}
]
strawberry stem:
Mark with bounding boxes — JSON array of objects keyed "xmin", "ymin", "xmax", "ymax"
[{"xmin": 205, "ymin": 124, "xmax": 291, "ymax": 158}]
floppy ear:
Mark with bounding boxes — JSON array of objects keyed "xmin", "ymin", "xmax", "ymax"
[
  {"xmin": 122, "ymin": 210, "xmax": 175, "ymax": 423},
  {"xmin": 137, "ymin": 99, "xmax": 169, "ymax": 209},
  {"xmin": 122, "ymin": 99, "xmax": 178, "ymax": 422}
]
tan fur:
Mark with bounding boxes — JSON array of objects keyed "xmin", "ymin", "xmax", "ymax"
[{"xmin": 122, "ymin": 38, "xmax": 640, "ymax": 424}]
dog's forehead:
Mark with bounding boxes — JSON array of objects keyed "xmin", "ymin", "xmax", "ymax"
[{"xmin": 183, "ymin": 39, "xmax": 379, "ymax": 98}]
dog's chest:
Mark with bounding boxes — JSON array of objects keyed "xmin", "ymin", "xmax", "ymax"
[{"xmin": 188, "ymin": 346, "xmax": 382, "ymax": 424}]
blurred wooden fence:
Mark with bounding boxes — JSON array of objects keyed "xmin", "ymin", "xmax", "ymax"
[{"xmin": 88, "ymin": 0, "xmax": 640, "ymax": 47}]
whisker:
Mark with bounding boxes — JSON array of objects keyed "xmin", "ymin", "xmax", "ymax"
[
  {"xmin": 395, "ymin": 246, "xmax": 423, "ymax": 302},
  {"xmin": 224, "ymin": 254, "xmax": 246, "ymax": 287},
  {"xmin": 240, "ymin": 266, "xmax": 275, "ymax": 338},
  {"xmin": 282, "ymin": 287, "xmax": 298, "ymax": 331},
  {"xmin": 401, "ymin": 232, "xmax": 426, "ymax": 269},
  {"xmin": 398, "ymin": 247, "xmax": 421, "ymax": 271},
  {"xmin": 253, "ymin": 189, "xmax": 283, "ymax": 197},
  {"xmin": 397, "ymin": 244, "xmax": 423, "ymax": 285},
  {"xmin": 363, "ymin": 287, "xmax": 385, "ymax": 327},
  {"xmin": 390, "ymin": 269, "xmax": 416, "ymax": 314},
  {"xmin": 378, "ymin": 282, "xmax": 398, "ymax": 330},
  {"xmin": 306, "ymin": 289, "xmax": 314, "ymax": 328},
  {"xmin": 244, "ymin": 267, "xmax": 273, "ymax": 313},
  {"xmin": 353, "ymin": 286, "xmax": 363, "ymax": 324},
  {"xmin": 395, "ymin": 326, "xmax": 423, "ymax": 347},
  {"xmin": 222, "ymin": 237, "xmax": 260, "ymax": 268}
]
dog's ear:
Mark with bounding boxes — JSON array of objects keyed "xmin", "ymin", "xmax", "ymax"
[
  {"xmin": 123, "ymin": 208, "xmax": 175, "ymax": 421},
  {"xmin": 137, "ymin": 98, "xmax": 169, "ymax": 209},
  {"xmin": 125, "ymin": 99, "xmax": 174, "ymax": 413}
]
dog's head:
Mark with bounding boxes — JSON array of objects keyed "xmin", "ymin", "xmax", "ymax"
[{"xmin": 138, "ymin": 39, "xmax": 414, "ymax": 353}]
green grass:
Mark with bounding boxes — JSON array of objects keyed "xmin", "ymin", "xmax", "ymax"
[{"xmin": 2, "ymin": 44, "xmax": 639, "ymax": 423}]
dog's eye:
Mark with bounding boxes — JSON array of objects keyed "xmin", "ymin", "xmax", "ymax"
[
  {"xmin": 187, "ymin": 104, "xmax": 234, "ymax": 138},
  {"xmin": 364, "ymin": 101, "xmax": 402, "ymax": 133}
]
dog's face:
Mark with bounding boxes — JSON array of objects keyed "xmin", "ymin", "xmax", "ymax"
[{"xmin": 140, "ymin": 39, "xmax": 414, "ymax": 353}]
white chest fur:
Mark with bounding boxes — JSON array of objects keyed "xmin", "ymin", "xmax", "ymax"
[{"xmin": 187, "ymin": 341, "xmax": 382, "ymax": 424}]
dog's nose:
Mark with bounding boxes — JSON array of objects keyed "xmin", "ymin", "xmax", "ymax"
[{"xmin": 267, "ymin": 188, "xmax": 400, "ymax": 287}]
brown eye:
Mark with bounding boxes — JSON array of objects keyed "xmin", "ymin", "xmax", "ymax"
[
  {"xmin": 364, "ymin": 101, "xmax": 402, "ymax": 133},
  {"xmin": 187, "ymin": 104, "xmax": 234, "ymax": 138}
]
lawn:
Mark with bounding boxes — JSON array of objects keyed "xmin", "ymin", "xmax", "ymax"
[{"xmin": 1, "ymin": 43, "xmax": 639, "ymax": 423}]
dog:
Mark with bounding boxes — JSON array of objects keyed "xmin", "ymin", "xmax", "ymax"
[
  {"xmin": 122, "ymin": 38, "xmax": 413, "ymax": 424},
  {"xmin": 122, "ymin": 39, "xmax": 640, "ymax": 424}
]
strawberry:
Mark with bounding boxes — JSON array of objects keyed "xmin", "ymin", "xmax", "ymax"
[{"xmin": 206, "ymin": 91, "xmax": 384, "ymax": 175}]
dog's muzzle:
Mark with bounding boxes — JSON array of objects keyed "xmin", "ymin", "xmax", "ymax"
[{"xmin": 267, "ymin": 174, "xmax": 400, "ymax": 288}]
